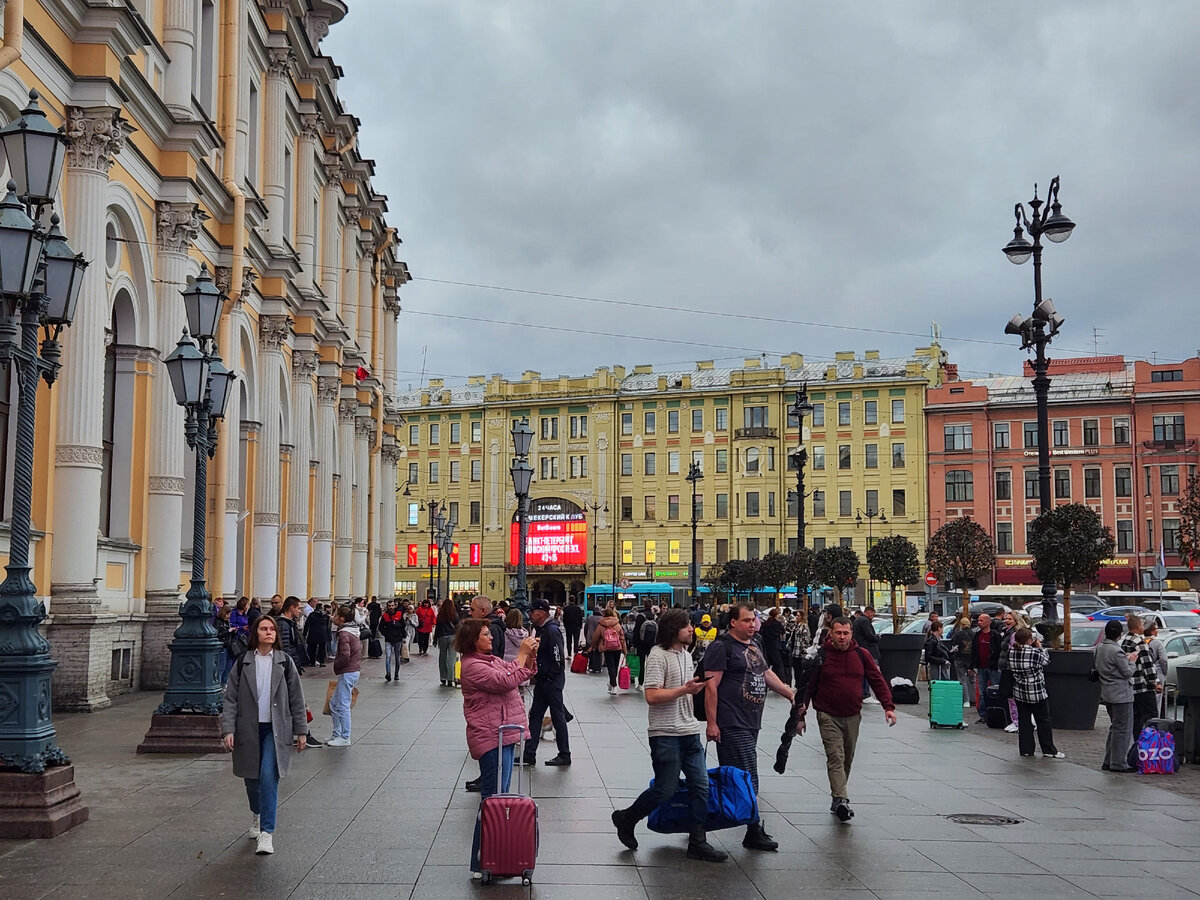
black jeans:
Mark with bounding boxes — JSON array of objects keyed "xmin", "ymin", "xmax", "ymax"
[
  {"xmin": 525, "ymin": 679, "xmax": 570, "ymax": 760},
  {"xmin": 306, "ymin": 637, "xmax": 325, "ymax": 666},
  {"xmin": 1128, "ymin": 690, "xmax": 1159, "ymax": 769},
  {"xmin": 566, "ymin": 629, "xmax": 580, "ymax": 656},
  {"xmin": 1015, "ymin": 698, "xmax": 1058, "ymax": 756},
  {"xmin": 604, "ymin": 650, "xmax": 621, "ymax": 687}
]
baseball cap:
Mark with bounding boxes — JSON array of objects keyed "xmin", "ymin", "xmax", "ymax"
[
  {"xmin": 701, "ymin": 615, "xmax": 712, "ymax": 624},
  {"xmin": 530, "ymin": 598, "xmax": 551, "ymax": 612}
]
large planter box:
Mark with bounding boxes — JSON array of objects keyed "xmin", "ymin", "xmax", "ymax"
[
  {"xmin": 1045, "ymin": 649, "xmax": 1101, "ymax": 731},
  {"xmin": 878, "ymin": 633, "xmax": 923, "ymax": 685}
]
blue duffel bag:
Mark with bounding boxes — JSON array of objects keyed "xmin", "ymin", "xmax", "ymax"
[{"xmin": 646, "ymin": 765, "xmax": 758, "ymax": 833}]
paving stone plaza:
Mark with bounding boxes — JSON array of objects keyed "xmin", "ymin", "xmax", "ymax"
[{"xmin": 1, "ymin": 652, "xmax": 1197, "ymax": 899}]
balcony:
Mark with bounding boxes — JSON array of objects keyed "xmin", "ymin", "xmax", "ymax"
[
  {"xmin": 735, "ymin": 426, "xmax": 777, "ymax": 440},
  {"xmin": 1142, "ymin": 438, "xmax": 1196, "ymax": 452}
]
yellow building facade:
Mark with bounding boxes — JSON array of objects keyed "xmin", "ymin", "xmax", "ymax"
[
  {"xmin": 394, "ymin": 347, "xmax": 946, "ymax": 607},
  {"xmin": 1, "ymin": 0, "xmax": 408, "ymax": 710}
]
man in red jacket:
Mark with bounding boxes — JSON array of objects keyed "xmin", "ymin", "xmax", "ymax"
[{"xmin": 795, "ymin": 617, "xmax": 896, "ymax": 823}]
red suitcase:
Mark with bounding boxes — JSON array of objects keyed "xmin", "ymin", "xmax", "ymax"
[{"xmin": 478, "ymin": 724, "xmax": 538, "ymax": 884}]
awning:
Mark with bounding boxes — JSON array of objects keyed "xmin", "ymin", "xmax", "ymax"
[{"xmin": 992, "ymin": 561, "xmax": 1135, "ymax": 587}]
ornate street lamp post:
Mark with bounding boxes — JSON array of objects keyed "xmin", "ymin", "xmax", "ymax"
[
  {"xmin": 587, "ymin": 499, "xmax": 607, "ymax": 587},
  {"xmin": 1003, "ymin": 176, "xmax": 1075, "ymax": 624},
  {"xmin": 139, "ymin": 265, "xmax": 235, "ymax": 753},
  {"xmin": 0, "ymin": 90, "xmax": 90, "ymax": 839},
  {"xmin": 685, "ymin": 462, "xmax": 703, "ymax": 601},
  {"xmin": 509, "ymin": 418, "xmax": 533, "ymax": 614},
  {"xmin": 856, "ymin": 506, "xmax": 887, "ymax": 608},
  {"xmin": 787, "ymin": 387, "xmax": 814, "ymax": 619},
  {"xmin": 422, "ymin": 499, "xmax": 441, "ymax": 601}
]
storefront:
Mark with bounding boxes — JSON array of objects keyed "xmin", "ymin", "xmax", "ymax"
[{"xmin": 993, "ymin": 557, "xmax": 1136, "ymax": 588}]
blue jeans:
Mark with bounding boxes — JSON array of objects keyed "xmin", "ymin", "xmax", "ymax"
[
  {"xmin": 470, "ymin": 742, "xmax": 515, "ymax": 872},
  {"xmin": 976, "ymin": 668, "xmax": 999, "ymax": 719},
  {"xmin": 624, "ymin": 733, "xmax": 709, "ymax": 828},
  {"xmin": 385, "ymin": 641, "xmax": 404, "ymax": 677},
  {"xmin": 220, "ymin": 649, "xmax": 234, "ymax": 683},
  {"xmin": 331, "ymin": 671, "xmax": 359, "ymax": 740},
  {"xmin": 244, "ymin": 722, "xmax": 280, "ymax": 833}
]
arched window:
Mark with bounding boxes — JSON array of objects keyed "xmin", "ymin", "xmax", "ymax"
[
  {"xmin": 101, "ymin": 290, "xmax": 137, "ymax": 539},
  {"xmin": 745, "ymin": 447, "xmax": 760, "ymax": 473}
]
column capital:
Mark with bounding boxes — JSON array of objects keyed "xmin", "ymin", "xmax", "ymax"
[
  {"xmin": 65, "ymin": 106, "xmax": 133, "ymax": 174},
  {"xmin": 292, "ymin": 349, "xmax": 319, "ymax": 382},
  {"xmin": 156, "ymin": 201, "xmax": 206, "ymax": 255},
  {"xmin": 323, "ymin": 156, "xmax": 346, "ymax": 187},
  {"xmin": 381, "ymin": 443, "xmax": 403, "ymax": 466},
  {"xmin": 300, "ymin": 112, "xmax": 323, "ymax": 141},
  {"xmin": 258, "ymin": 314, "xmax": 292, "ymax": 351},
  {"xmin": 266, "ymin": 47, "xmax": 294, "ymax": 79},
  {"xmin": 317, "ymin": 376, "xmax": 341, "ymax": 406},
  {"xmin": 338, "ymin": 398, "xmax": 358, "ymax": 424},
  {"xmin": 355, "ymin": 415, "xmax": 376, "ymax": 442},
  {"xmin": 383, "ymin": 286, "xmax": 401, "ymax": 318}
]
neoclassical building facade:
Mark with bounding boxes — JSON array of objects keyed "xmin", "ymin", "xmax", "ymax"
[{"xmin": 0, "ymin": 0, "xmax": 408, "ymax": 710}]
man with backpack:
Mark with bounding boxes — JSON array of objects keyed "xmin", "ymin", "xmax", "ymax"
[
  {"xmin": 791, "ymin": 617, "xmax": 895, "ymax": 822},
  {"xmin": 631, "ymin": 612, "xmax": 657, "ymax": 691}
]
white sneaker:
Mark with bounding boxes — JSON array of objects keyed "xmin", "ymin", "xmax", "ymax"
[
  {"xmin": 1004, "ymin": 723, "xmax": 1018, "ymax": 733},
  {"xmin": 326, "ymin": 736, "xmax": 351, "ymax": 747},
  {"xmin": 608, "ymin": 686, "xmax": 616, "ymax": 695},
  {"xmin": 1044, "ymin": 751, "xmax": 1066, "ymax": 759},
  {"xmin": 248, "ymin": 814, "xmax": 260, "ymax": 839},
  {"xmin": 256, "ymin": 832, "xmax": 274, "ymax": 855},
  {"xmin": 963, "ymin": 701, "xmax": 971, "ymax": 708},
  {"xmin": 862, "ymin": 696, "xmax": 879, "ymax": 705}
]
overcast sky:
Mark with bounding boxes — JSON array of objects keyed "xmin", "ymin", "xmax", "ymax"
[{"xmin": 325, "ymin": 2, "xmax": 1200, "ymax": 390}]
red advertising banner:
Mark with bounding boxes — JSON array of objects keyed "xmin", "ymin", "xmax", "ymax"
[
  {"xmin": 407, "ymin": 544, "xmax": 419, "ymax": 567},
  {"xmin": 449, "ymin": 543, "xmax": 460, "ymax": 566},
  {"xmin": 428, "ymin": 544, "xmax": 439, "ymax": 566},
  {"xmin": 509, "ymin": 520, "xmax": 588, "ymax": 566},
  {"xmin": 470, "ymin": 543, "xmax": 481, "ymax": 566}
]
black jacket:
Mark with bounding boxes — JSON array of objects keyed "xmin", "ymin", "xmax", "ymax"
[
  {"xmin": 278, "ymin": 616, "xmax": 307, "ymax": 670},
  {"xmin": 303, "ymin": 610, "xmax": 330, "ymax": 643},
  {"xmin": 852, "ymin": 615, "xmax": 881, "ymax": 661},
  {"xmin": 487, "ymin": 611, "xmax": 507, "ymax": 659},
  {"xmin": 562, "ymin": 602, "xmax": 584, "ymax": 637},
  {"xmin": 367, "ymin": 601, "xmax": 383, "ymax": 634},
  {"xmin": 533, "ymin": 619, "xmax": 565, "ymax": 684},
  {"xmin": 970, "ymin": 628, "xmax": 1003, "ymax": 671},
  {"xmin": 924, "ymin": 634, "xmax": 951, "ymax": 666}
]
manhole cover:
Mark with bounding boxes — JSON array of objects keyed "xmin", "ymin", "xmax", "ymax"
[{"xmin": 945, "ymin": 813, "xmax": 1022, "ymax": 826}]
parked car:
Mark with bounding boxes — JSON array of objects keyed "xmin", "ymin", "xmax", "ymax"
[
  {"xmin": 1064, "ymin": 621, "xmax": 1106, "ymax": 650},
  {"xmin": 1089, "ymin": 605, "xmax": 1156, "ymax": 623},
  {"xmin": 1144, "ymin": 598, "xmax": 1200, "ymax": 613},
  {"xmin": 1163, "ymin": 631, "xmax": 1200, "ymax": 686},
  {"xmin": 1157, "ymin": 611, "xmax": 1200, "ymax": 631}
]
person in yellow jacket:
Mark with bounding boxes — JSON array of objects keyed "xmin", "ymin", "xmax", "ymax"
[{"xmin": 693, "ymin": 615, "xmax": 718, "ymax": 656}]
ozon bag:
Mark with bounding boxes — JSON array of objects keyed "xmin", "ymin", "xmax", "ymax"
[{"xmin": 1137, "ymin": 725, "xmax": 1176, "ymax": 775}]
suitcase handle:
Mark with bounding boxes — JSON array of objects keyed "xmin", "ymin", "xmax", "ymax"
[{"xmin": 498, "ymin": 723, "xmax": 525, "ymax": 794}]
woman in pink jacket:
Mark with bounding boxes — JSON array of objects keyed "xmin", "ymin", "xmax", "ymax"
[{"xmin": 455, "ymin": 617, "xmax": 538, "ymax": 877}]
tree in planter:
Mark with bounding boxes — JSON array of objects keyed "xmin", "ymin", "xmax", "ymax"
[
  {"xmin": 867, "ymin": 534, "xmax": 921, "ymax": 631},
  {"xmin": 758, "ymin": 552, "xmax": 792, "ymax": 607},
  {"xmin": 926, "ymin": 516, "xmax": 995, "ymax": 621},
  {"xmin": 1027, "ymin": 503, "xmax": 1116, "ymax": 649},
  {"xmin": 814, "ymin": 545, "xmax": 860, "ymax": 605},
  {"xmin": 784, "ymin": 547, "xmax": 817, "ymax": 619},
  {"xmin": 1178, "ymin": 469, "xmax": 1200, "ymax": 572},
  {"xmin": 701, "ymin": 564, "xmax": 730, "ymax": 606}
]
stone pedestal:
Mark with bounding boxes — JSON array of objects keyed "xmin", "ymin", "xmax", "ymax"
[
  {"xmin": 0, "ymin": 765, "xmax": 89, "ymax": 839},
  {"xmin": 137, "ymin": 714, "xmax": 227, "ymax": 754}
]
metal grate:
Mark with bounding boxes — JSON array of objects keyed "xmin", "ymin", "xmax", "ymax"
[{"xmin": 946, "ymin": 813, "xmax": 1022, "ymax": 826}]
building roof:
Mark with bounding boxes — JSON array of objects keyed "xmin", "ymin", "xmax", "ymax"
[{"xmin": 972, "ymin": 367, "xmax": 1135, "ymax": 406}]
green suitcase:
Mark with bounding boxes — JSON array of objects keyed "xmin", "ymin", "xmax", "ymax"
[{"xmin": 929, "ymin": 680, "xmax": 965, "ymax": 729}]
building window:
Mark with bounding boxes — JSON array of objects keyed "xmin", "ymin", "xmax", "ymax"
[
  {"xmin": 540, "ymin": 457, "xmax": 558, "ymax": 480},
  {"xmin": 838, "ymin": 445, "xmax": 851, "ymax": 469},
  {"xmin": 569, "ymin": 415, "xmax": 587, "ymax": 438},
  {"xmin": 408, "ymin": 462, "xmax": 418, "ymax": 484},
  {"xmin": 813, "ymin": 491, "xmax": 825, "ymax": 517},
  {"xmin": 1084, "ymin": 467, "xmax": 1101, "ymax": 498},
  {"xmin": 569, "ymin": 455, "xmax": 587, "ymax": 478},
  {"xmin": 744, "ymin": 406, "xmax": 769, "ymax": 429},
  {"xmin": 1152, "ymin": 369, "xmax": 1184, "ymax": 382},
  {"xmin": 668, "ymin": 410, "xmax": 679, "ymax": 433},
  {"xmin": 839, "ymin": 490, "xmax": 852, "ymax": 517},
  {"xmin": 409, "ymin": 424, "xmax": 419, "ymax": 445},
  {"xmin": 471, "ymin": 459, "xmax": 482, "ymax": 482},
  {"xmin": 645, "ymin": 540, "xmax": 656, "ymax": 564},
  {"xmin": 644, "ymin": 496, "xmax": 656, "ymax": 520},
  {"xmin": 838, "ymin": 402, "xmax": 851, "ymax": 426},
  {"xmin": 1164, "ymin": 518, "xmax": 1181, "ymax": 553},
  {"xmin": 769, "ymin": 492, "xmax": 778, "ymax": 517},
  {"xmin": 995, "ymin": 470, "xmax": 1012, "ymax": 501},
  {"xmin": 993, "ymin": 422, "xmax": 1010, "ymax": 449},
  {"xmin": 746, "ymin": 537, "xmax": 760, "ymax": 560},
  {"xmin": 716, "ymin": 538, "xmax": 729, "ymax": 564},
  {"xmin": 1117, "ymin": 520, "xmax": 1133, "ymax": 552},
  {"xmin": 716, "ymin": 449, "xmax": 728, "ymax": 473},
  {"xmin": 813, "ymin": 446, "xmax": 825, "ymax": 470},
  {"xmin": 996, "ymin": 523, "xmax": 1013, "ymax": 554},
  {"xmin": 892, "ymin": 443, "xmax": 905, "ymax": 468},
  {"xmin": 407, "ymin": 502, "xmax": 420, "ymax": 526},
  {"xmin": 1083, "ymin": 419, "xmax": 1099, "ymax": 447},
  {"xmin": 692, "ymin": 408, "xmax": 703, "ymax": 432},
  {"xmin": 716, "ymin": 493, "xmax": 728, "ymax": 518},
  {"xmin": 428, "ymin": 461, "xmax": 439, "ymax": 483},
  {"xmin": 716, "ymin": 408, "xmax": 728, "ymax": 431},
  {"xmin": 766, "ymin": 446, "xmax": 776, "ymax": 471},
  {"xmin": 944, "ymin": 424, "xmax": 973, "ymax": 451},
  {"xmin": 892, "ymin": 489, "xmax": 906, "ymax": 517},
  {"xmin": 1113, "ymin": 417, "xmax": 1130, "ymax": 445},
  {"xmin": 812, "ymin": 403, "xmax": 825, "ymax": 427},
  {"xmin": 1023, "ymin": 422, "xmax": 1038, "ymax": 448},
  {"xmin": 865, "ymin": 489, "xmax": 878, "ymax": 514},
  {"xmin": 621, "ymin": 453, "xmax": 633, "ymax": 476},
  {"xmin": 1053, "ymin": 420, "xmax": 1069, "ymax": 447},
  {"xmin": 621, "ymin": 412, "xmax": 633, "ymax": 435},
  {"xmin": 621, "ymin": 496, "xmax": 633, "ymax": 520},
  {"xmin": 1153, "ymin": 415, "xmax": 1186, "ymax": 443},
  {"xmin": 1115, "ymin": 466, "xmax": 1132, "ymax": 497},
  {"xmin": 891, "ymin": 399, "xmax": 905, "ymax": 423},
  {"xmin": 471, "ymin": 420, "xmax": 481, "ymax": 442},
  {"xmin": 694, "ymin": 497, "xmax": 704, "ymax": 519},
  {"xmin": 864, "ymin": 444, "xmax": 878, "ymax": 468},
  {"xmin": 1147, "ymin": 519, "xmax": 1154, "ymax": 551},
  {"xmin": 746, "ymin": 492, "xmax": 760, "ymax": 517},
  {"xmin": 450, "ymin": 422, "xmax": 461, "ymax": 444},
  {"xmin": 447, "ymin": 501, "xmax": 459, "ymax": 524},
  {"xmin": 668, "ymin": 451, "xmax": 680, "ymax": 475},
  {"xmin": 746, "ymin": 448, "xmax": 759, "ymax": 473},
  {"xmin": 429, "ymin": 423, "xmax": 440, "ymax": 445},
  {"xmin": 1161, "ymin": 464, "xmax": 1180, "ymax": 495},
  {"xmin": 945, "ymin": 470, "xmax": 973, "ymax": 502},
  {"xmin": 645, "ymin": 411, "xmax": 656, "ymax": 434},
  {"xmin": 1024, "ymin": 469, "xmax": 1039, "ymax": 499},
  {"xmin": 540, "ymin": 417, "xmax": 558, "ymax": 440},
  {"xmin": 449, "ymin": 460, "xmax": 461, "ymax": 483},
  {"xmin": 470, "ymin": 501, "xmax": 481, "ymax": 525},
  {"xmin": 668, "ymin": 494, "xmax": 680, "ymax": 520},
  {"xmin": 692, "ymin": 449, "xmax": 703, "ymax": 469},
  {"xmin": 813, "ymin": 537, "xmax": 826, "ymax": 551},
  {"xmin": 864, "ymin": 400, "xmax": 877, "ymax": 425},
  {"xmin": 1054, "ymin": 468, "xmax": 1071, "ymax": 499},
  {"xmin": 644, "ymin": 452, "xmax": 656, "ymax": 475},
  {"xmin": 840, "ymin": 537, "xmax": 853, "ymax": 549}
]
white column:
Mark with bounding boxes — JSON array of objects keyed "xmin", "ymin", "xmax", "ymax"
[
  {"xmin": 162, "ymin": 0, "xmax": 198, "ymax": 118},
  {"xmin": 383, "ymin": 286, "xmax": 400, "ymax": 391},
  {"xmin": 357, "ymin": 239, "xmax": 373, "ymax": 360},
  {"xmin": 320, "ymin": 160, "xmax": 343, "ymax": 310},
  {"xmin": 296, "ymin": 114, "xmax": 321, "ymax": 291},
  {"xmin": 311, "ymin": 375, "xmax": 338, "ymax": 599},
  {"xmin": 351, "ymin": 414, "xmax": 371, "ymax": 597},
  {"xmin": 333, "ymin": 398, "xmax": 356, "ymax": 599},
  {"xmin": 141, "ymin": 203, "xmax": 204, "ymax": 689},
  {"xmin": 341, "ymin": 203, "xmax": 359, "ymax": 337},
  {"xmin": 284, "ymin": 350, "xmax": 317, "ymax": 597},
  {"xmin": 251, "ymin": 315, "xmax": 290, "ymax": 597},
  {"xmin": 378, "ymin": 442, "xmax": 399, "ymax": 596},
  {"xmin": 262, "ymin": 48, "xmax": 291, "ymax": 247}
]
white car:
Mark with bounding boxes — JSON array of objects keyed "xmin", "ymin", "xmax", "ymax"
[{"xmin": 1162, "ymin": 630, "xmax": 1200, "ymax": 687}]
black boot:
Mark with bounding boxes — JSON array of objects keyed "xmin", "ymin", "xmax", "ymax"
[
  {"xmin": 742, "ymin": 821, "xmax": 779, "ymax": 851},
  {"xmin": 611, "ymin": 809, "xmax": 638, "ymax": 850},
  {"xmin": 544, "ymin": 754, "xmax": 572, "ymax": 767},
  {"xmin": 686, "ymin": 826, "xmax": 728, "ymax": 862}
]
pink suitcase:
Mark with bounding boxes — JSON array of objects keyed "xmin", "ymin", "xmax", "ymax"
[
  {"xmin": 478, "ymin": 724, "xmax": 538, "ymax": 884},
  {"xmin": 618, "ymin": 662, "xmax": 631, "ymax": 691}
]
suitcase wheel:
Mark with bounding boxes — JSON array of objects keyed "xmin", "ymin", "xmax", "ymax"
[
  {"xmin": 480, "ymin": 871, "xmax": 491, "ymax": 884},
  {"xmin": 522, "ymin": 870, "xmax": 533, "ymax": 885}
]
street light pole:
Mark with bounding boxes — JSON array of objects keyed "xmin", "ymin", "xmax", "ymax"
[
  {"xmin": 856, "ymin": 506, "xmax": 886, "ymax": 608},
  {"xmin": 423, "ymin": 499, "xmax": 441, "ymax": 601},
  {"xmin": 1003, "ymin": 176, "xmax": 1075, "ymax": 624},
  {"xmin": 685, "ymin": 462, "xmax": 703, "ymax": 601},
  {"xmin": 587, "ymin": 499, "xmax": 607, "ymax": 587},
  {"xmin": 509, "ymin": 418, "xmax": 533, "ymax": 615},
  {"xmin": 788, "ymin": 387, "xmax": 813, "ymax": 620}
]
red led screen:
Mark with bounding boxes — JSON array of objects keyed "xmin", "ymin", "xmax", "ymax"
[{"xmin": 509, "ymin": 520, "xmax": 588, "ymax": 566}]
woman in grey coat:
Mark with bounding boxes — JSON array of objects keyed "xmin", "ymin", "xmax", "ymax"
[
  {"xmin": 1094, "ymin": 620, "xmax": 1136, "ymax": 773},
  {"xmin": 221, "ymin": 615, "xmax": 308, "ymax": 855}
]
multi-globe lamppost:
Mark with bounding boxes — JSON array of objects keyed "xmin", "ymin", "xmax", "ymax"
[
  {"xmin": 435, "ymin": 514, "xmax": 455, "ymax": 605},
  {"xmin": 587, "ymin": 499, "xmax": 607, "ymax": 587},
  {"xmin": 1002, "ymin": 175, "xmax": 1075, "ymax": 624},
  {"xmin": 856, "ymin": 506, "xmax": 887, "ymax": 607},
  {"xmin": 509, "ymin": 418, "xmax": 533, "ymax": 613},
  {"xmin": 0, "ymin": 90, "xmax": 90, "ymax": 839},
  {"xmin": 140, "ymin": 265, "xmax": 235, "ymax": 752},
  {"xmin": 787, "ymin": 387, "xmax": 813, "ymax": 619},
  {"xmin": 685, "ymin": 462, "xmax": 703, "ymax": 600},
  {"xmin": 421, "ymin": 498, "xmax": 442, "ymax": 601}
]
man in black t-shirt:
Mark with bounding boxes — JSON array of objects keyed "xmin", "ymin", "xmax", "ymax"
[{"xmin": 703, "ymin": 603, "xmax": 794, "ymax": 851}]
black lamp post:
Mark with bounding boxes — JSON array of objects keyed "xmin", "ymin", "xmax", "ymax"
[
  {"xmin": 856, "ymin": 506, "xmax": 887, "ymax": 607},
  {"xmin": 587, "ymin": 499, "xmax": 607, "ymax": 587},
  {"xmin": 509, "ymin": 418, "xmax": 533, "ymax": 613},
  {"xmin": 421, "ymin": 499, "xmax": 441, "ymax": 601},
  {"xmin": 145, "ymin": 265, "xmax": 235, "ymax": 735},
  {"xmin": 0, "ymin": 92, "xmax": 89, "ymax": 792},
  {"xmin": 788, "ymin": 385, "xmax": 814, "ymax": 620},
  {"xmin": 435, "ymin": 515, "xmax": 455, "ymax": 605},
  {"xmin": 685, "ymin": 462, "xmax": 703, "ymax": 601},
  {"xmin": 1003, "ymin": 176, "xmax": 1075, "ymax": 624}
]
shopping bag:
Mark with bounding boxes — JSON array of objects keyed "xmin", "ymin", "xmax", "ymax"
[
  {"xmin": 618, "ymin": 661, "xmax": 631, "ymax": 691},
  {"xmin": 627, "ymin": 655, "xmax": 641, "ymax": 680},
  {"xmin": 322, "ymin": 679, "xmax": 337, "ymax": 716},
  {"xmin": 1138, "ymin": 725, "xmax": 1176, "ymax": 775},
  {"xmin": 646, "ymin": 765, "xmax": 759, "ymax": 833},
  {"xmin": 455, "ymin": 659, "xmax": 462, "ymax": 682}
]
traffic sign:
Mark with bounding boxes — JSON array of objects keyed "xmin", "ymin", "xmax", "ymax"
[
  {"xmin": 618, "ymin": 577, "xmax": 631, "ymax": 589},
  {"xmin": 924, "ymin": 572, "xmax": 939, "ymax": 587},
  {"xmin": 1149, "ymin": 563, "xmax": 1168, "ymax": 585}
]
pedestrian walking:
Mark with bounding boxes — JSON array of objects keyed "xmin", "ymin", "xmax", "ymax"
[
  {"xmin": 1121, "ymin": 614, "xmax": 1162, "ymax": 769},
  {"xmin": 785, "ymin": 614, "xmax": 812, "ymax": 688},
  {"xmin": 435, "ymin": 598, "xmax": 460, "ymax": 686},
  {"xmin": 761, "ymin": 607, "xmax": 789, "ymax": 683},
  {"xmin": 562, "ymin": 595, "xmax": 585, "ymax": 657},
  {"xmin": 1095, "ymin": 619, "xmax": 1136, "ymax": 772},
  {"xmin": 997, "ymin": 610, "xmax": 1033, "ymax": 733},
  {"xmin": 523, "ymin": 598, "xmax": 572, "ymax": 766},
  {"xmin": 590, "ymin": 604, "xmax": 628, "ymax": 694},
  {"xmin": 1007, "ymin": 627, "xmax": 1064, "ymax": 759},
  {"xmin": 379, "ymin": 600, "xmax": 407, "ymax": 681},
  {"xmin": 610, "ymin": 608, "xmax": 727, "ymax": 863},
  {"xmin": 584, "ymin": 604, "xmax": 604, "ymax": 673},
  {"xmin": 702, "ymin": 603, "xmax": 795, "ymax": 851},
  {"xmin": 328, "ymin": 605, "xmax": 361, "ymax": 747},
  {"xmin": 924, "ymin": 620, "xmax": 952, "ymax": 682},
  {"xmin": 457, "ymin": 617, "xmax": 539, "ymax": 879},
  {"xmin": 215, "ymin": 604, "xmax": 234, "ymax": 683},
  {"xmin": 303, "ymin": 602, "xmax": 330, "ymax": 668},
  {"xmin": 631, "ymin": 610, "xmax": 658, "ymax": 690},
  {"xmin": 851, "ymin": 607, "xmax": 881, "ymax": 703},
  {"xmin": 220, "ymin": 615, "xmax": 308, "ymax": 856},
  {"xmin": 415, "ymin": 597, "xmax": 436, "ymax": 655},
  {"xmin": 791, "ymin": 616, "xmax": 895, "ymax": 822}
]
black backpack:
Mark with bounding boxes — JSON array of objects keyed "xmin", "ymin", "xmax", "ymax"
[
  {"xmin": 692, "ymin": 633, "xmax": 741, "ymax": 721},
  {"xmin": 637, "ymin": 619, "xmax": 658, "ymax": 653}
]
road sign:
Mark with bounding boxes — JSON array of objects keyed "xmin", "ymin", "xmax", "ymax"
[
  {"xmin": 1149, "ymin": 563, "xmax": 1168, "ymax": 585},
  {"xmin": 618, "ymin": 577, "xmax": 631, "ymax": 589},
  {"xmin": 924, "ymin": 571, "xmax": 939, "ymax": 587}
]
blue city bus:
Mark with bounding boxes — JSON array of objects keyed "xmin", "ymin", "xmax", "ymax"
[{"xmin": 583, "ymin": 582, "xmax": 675, "ymax": 613}]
